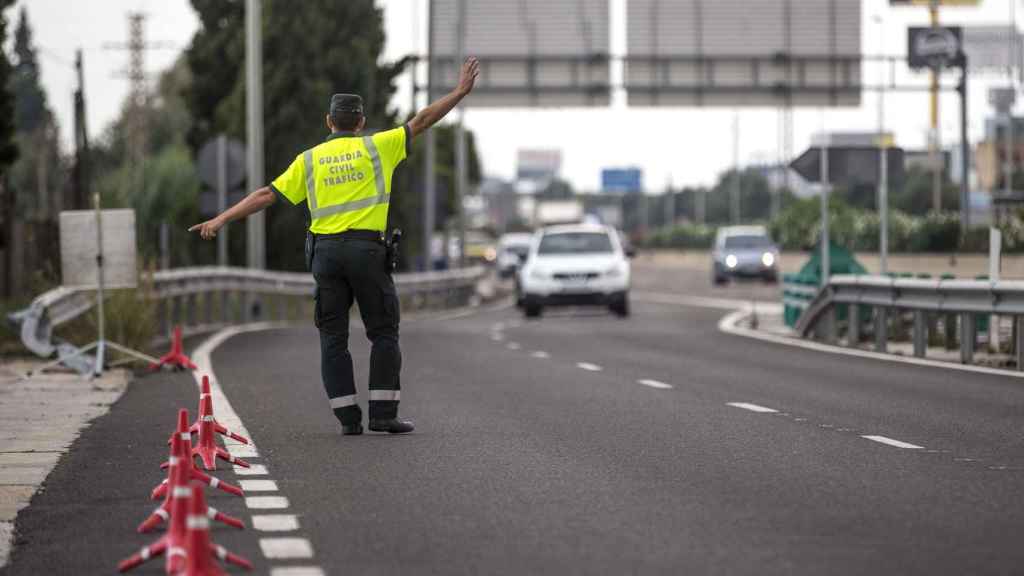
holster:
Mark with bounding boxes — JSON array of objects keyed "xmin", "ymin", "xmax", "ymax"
[
  {"xmin": 305, "ymin": 231, "xmax": 316, "ymax": 272},
  {"xmin": 385, "ymin": 228, "xmax": 402, "ymax": 274}
]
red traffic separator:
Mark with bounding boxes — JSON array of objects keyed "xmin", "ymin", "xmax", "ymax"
[
  {"xmin": 193, "ymin": 376, "xmax": 250, "ymax": 445},
  {"xmin": 165, "ymin": 376, "xmax": 250, "ymax": 448},
  {"xmin": 140, "ymin": 411, "xmax": 244, "ymax": 533},
  {"xmin": 194, "ymin": 393, "xmax": 251, "ymax": 471},
  {"xmin": 151, "ymin": 326, "xmax": 198, "ymax": 371},
  {"xmin": 153, "ymin": 410, "xmax": 244, "ymax": 500},
  {"xmin": 180, "ymin": 484, "xmax": 253, "ymax": 575},
  {"xmin": 119, "ymin": 479, "xmax": 193, "ymax": 573}
]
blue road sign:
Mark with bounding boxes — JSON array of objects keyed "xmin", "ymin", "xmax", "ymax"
[{"xmin": 602, "ymin": 168, "xmax": 643, "ymax": 193}]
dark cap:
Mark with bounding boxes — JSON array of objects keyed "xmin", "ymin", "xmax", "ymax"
[{"xmin": 330, "ymin": 93, "xmax": 364, "ymax": 116}]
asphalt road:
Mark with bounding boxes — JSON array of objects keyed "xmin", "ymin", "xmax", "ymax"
[{"xmin": 5, "ymin": 265, "xmax": 1024, "ymax": 575}]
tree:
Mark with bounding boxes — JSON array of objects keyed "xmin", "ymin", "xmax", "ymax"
[
  {"xmin": 184, "ymin": 0, "xmax": 480, "ymax": 271},
  {"xmin": 0, "ymin": 0, "xmax": 19, "ymax": 298}
]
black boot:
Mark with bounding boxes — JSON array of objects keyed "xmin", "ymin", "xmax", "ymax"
[
  {"xmin": 341, "ymin": 422, "xmax": 363, "ymax": 435},
  {"xmin": 368, "ymin": 418, "xmax": 414, "ymax": 434}
]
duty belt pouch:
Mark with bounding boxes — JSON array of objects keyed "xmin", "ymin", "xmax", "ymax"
[
  {"xmin": 305, "ymin": 231, "xmax": 315, "ymax": 272},
  {"xmin": 385, "ymin": 229, "xmax": 402, "ymax": 274}
]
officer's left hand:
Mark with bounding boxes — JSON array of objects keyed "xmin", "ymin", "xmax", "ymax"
[{"xmin": 188, "ymin": 217, "xmax": 224, "ymax": 240}]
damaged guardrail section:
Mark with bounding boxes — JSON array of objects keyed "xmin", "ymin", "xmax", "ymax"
[
  {"xmin": 7, "ymin": 265, "xmax": 486, "ymax": 364},
  {"xmin": 795, "ymin": 274, "xmax": 1024, "ymax": 369}
]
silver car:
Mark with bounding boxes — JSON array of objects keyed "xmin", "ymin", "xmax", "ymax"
[{"xmin": 711, "ymin": 226, "xmax": 779, "ymax": 285}]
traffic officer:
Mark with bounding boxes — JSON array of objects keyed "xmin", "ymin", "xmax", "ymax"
[{"xmin": 190, "ymin": 57, "xmax": 481, "ymax": 435}]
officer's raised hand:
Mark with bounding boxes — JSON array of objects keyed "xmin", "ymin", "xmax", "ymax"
[
  {"xmin": 457, "ymin": 57, "xmax": 480, "ymax": 96},
  {"xmin": 408, "ymin": 56, "xmax": 481, "ymax": 139}
]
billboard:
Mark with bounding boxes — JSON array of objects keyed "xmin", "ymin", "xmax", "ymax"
[
  {"xmin": 625, "ymin": 0, "xmax": 861, "ymax": 107},
  {"xmin": 517, "ymin": 149, "xmax": 563, "ymax": 182},
  {"xmin": 907, "ymin": 26, "xmax": 964, "ymax": 69},
  {"xmin": 430, "ymin": 0, "xmax": 611, "ymax": 107},
  {"xmin": 601, "ymin": 168, "xmax": 643, "ymax": 193},
  {"xmin": 963, "ymin": 26, "xmax": 1023, "ymax": 72}
]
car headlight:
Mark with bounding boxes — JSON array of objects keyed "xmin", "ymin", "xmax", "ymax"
[
  {"xmin": 725, "ymin": 254, "xmax": 738, "ymax": 269},
  {"xmin": 484, "ymin": 247, "xmax": 497, "ymax": 262},
  {"xmin": 761, "ymin": 252, "xmax": 775, "ymax": 267}
]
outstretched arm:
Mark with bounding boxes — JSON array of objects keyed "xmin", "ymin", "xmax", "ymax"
[
  {"xmin": 188, "ymin": 186, "xmax": 276, "ymax": 240},
  {"xmin": 407, "ymin": 57, "xmax": 480, "ymax": 139}
]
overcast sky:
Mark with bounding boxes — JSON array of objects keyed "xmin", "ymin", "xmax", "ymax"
[{"xmin": 16, "ymin": 0, "xmax": 1024, "ymax": 190}]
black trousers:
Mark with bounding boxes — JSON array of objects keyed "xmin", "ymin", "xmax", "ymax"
[{"xmin": 311, "ymin": 237, "xmax": 401, "ymax": 425}]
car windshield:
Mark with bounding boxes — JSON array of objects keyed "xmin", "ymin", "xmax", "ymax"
[
  {"xmin": 505, "ymin": 245, "xmax": 530, "ymax": 258},
  {"xmin": 724, "ymin": 235, "xmax": 773, "ymax": 250},
  {"xmin": 538, "ymin": 232, "xmax": 613, "ymax": 255}
]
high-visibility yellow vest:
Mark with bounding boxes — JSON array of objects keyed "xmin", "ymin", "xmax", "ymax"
[{"xmin": 271, "ymin": 126, "xmax": 409, "ymax": 234}]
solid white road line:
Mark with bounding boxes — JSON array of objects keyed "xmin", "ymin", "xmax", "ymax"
[
  {"xmin": 726, "ymin": 402, "xmax": 779, "ymax": 413},
  {"xmin": 576, "ymin": 362, "xmax": 603, "ymax": 372},
  {"xmin": 233, "ymin": 464, "xmax": 269, "ymax": 476},
  {"xmin": 252, "ymin": 514, "xmax": 300, "ymax": 532},
  {"xmin": 239, "ymin": 479, "xmax": 279, "ymax": 492},
  {"xmin": 530, "ymin": 350, "xmax": 550, "ymax": 359},
  {"xmin": 862, "ymin": 435, "xmax": 925, "ymax": 450},
  {"xmin": 259, "ymin": 538, "xmax": 315, "ymax": 559},
  {"xmin": 637, "ymin": 379, "xmax": 673, "ymax": 389},
  {"xmin": 245, "ymin": 496, "xmax": 290, "ymax": 509},
  {"xmin": 270, "ymin": 568, "xmax": 326, "ymax": 576}
]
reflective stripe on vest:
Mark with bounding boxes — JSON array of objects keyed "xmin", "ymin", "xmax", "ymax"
[{"xmin": 307, "ymin": 136, "xmax": 388, "ymax": 222}]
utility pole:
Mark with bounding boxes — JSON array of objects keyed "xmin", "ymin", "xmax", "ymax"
[
  {"xmin": 72, "ymin": 49, "xmax": 90, "ymax": 211},
  {"xmin": 246, "ymin": 0, "xmax": 265, "ymax": 272},
  {"xmin": 104, "ymin": 13, "xmax": 173, "ymax": 199},
  {"xmin": 819, "ymin": 121, "xmax": 830, "ymax": 287},
  {"xmin": 929, "ymin": 0, "xmax": 943, "ymax": 212},
  {"xmin": 454, "ymin": 0, "xmax": 467, "ymax": 268},
  {"xmin": 731, "ymin": 111, "xmax": 741, "ymax": 223},
  {"xmin": 875, "ymin": 14, "xmax": 889, "ymax": 275},
  {"xmin": 423, "ymin": 0, "xmax": 437, "ymax": 271}
]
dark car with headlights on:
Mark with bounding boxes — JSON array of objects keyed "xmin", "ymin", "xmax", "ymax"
[{"xmin": 711, "ymin": 226, "xmax": 779, "ymax": 285}]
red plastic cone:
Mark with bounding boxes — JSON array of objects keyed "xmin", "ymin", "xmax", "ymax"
[
  {"xmin": 119, "ymin": 478, "xmax": 193, "ymax": 573},
  {"xmin": 151, "ymin": 326, "xmax": 198, "ymax": 371},
  {"xmin": 181, "ymin": 484, "xmax": 253, "ymax": 575},
  {"xmin": 192, "ymin": 376, "xmax": 251, "ymax": 445},
  {"xmin": 152, "ymin": 410, "xmax": 244, "ymax": 500},
  {"xmin": 193, "ymin": 394, "xmax": 250, "ymax": 470},
  {"xmin": 140, "ymin": 412, "xmax": 245, "ymax": 533}
]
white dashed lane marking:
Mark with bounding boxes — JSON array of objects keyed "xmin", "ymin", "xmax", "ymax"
[
  {"xmin": 530, "ymin": 350, "xmax": 550, "ymax": 359},
  {"xmin": 727, "ymin": 402, "xmax": 779, "ymax": 413},
  {"xmin": 637, "ymin": 379, "xmax": 673, "ymax": 389},
  {"xmin": 245, "ymin": 496, "xmax": 290, "ymax": 509},
  {"xmin": 233, "ymin": 463, "xmax": 268, "ymax": 475},
  {"xmin": 270, "ymin": 567, "xmax": 326, "ymax": 576},
  {"xmin": 252, "ymin": 514, "xmax": 301, "ymax": 532},
  {"xmin": 259, "ymin": 537, "xmax": 315, "ymax": 559},
  {"xmin": 576, "ymin": 362, "xmax": 603, "ymax": 372},
  {"xmin": 506, "ymin": 342, "xmax": 522, "ymax": 350},
  {"xmin": 862, "ymin": 435, "xmax": 925, "ymax": 450},
  {"xmin": 239, "ymin": 479, "xmax": 279, "ymax": 492}
]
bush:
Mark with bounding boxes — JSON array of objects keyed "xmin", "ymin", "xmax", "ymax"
[{"xmin": 56, "ymin": 271, "xmax": 158, "ymax": 356}]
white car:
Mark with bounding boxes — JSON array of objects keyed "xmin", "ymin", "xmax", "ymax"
[
  {"xmin": 518, "ymin": 224, "xmax": 631, "ymax": 318},
  {"xmin": 496, "ymin": 232, "xmax": 533, "ymax": 279}
]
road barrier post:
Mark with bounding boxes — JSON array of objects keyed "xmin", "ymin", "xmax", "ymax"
[
  {"xmin": 875, "ymin": 307, "xmax": 888, "ymax": 353},
  {"xmin": 913, "ymin": 310, "xmax": 927, "ymax": 358},
  {"xmin": 847, "ymin": 304, "xmax": 860, "ymax": 347},
  {"xmin": 960, "ymin": 313, "xmax": 975, "ymax": 364}
]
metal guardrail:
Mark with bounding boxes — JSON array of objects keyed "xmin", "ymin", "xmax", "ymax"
[
  {"xmin": 8, "ymin": 265, "xmax": 487, "ymax": 366},
  {"xmin": 795, "ymin": 274, "xmax": 1024, "ymax": 369}
]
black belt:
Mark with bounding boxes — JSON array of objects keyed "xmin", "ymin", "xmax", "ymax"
[{"xmin": 313, "ymin": 229, "xmax": 384, "ymax": 244}]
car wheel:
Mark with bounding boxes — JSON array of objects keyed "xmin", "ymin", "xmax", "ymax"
[
  {"xmin": 713, "ymin": 274, "xmax": 728, "ymax": 286},
  {"xmin": 524, "ymin": 303, "xmax": 542, "ymax": 318},
  {"xmin": 610, "ymin": 296, "xmax": 630, "ymax": 318},
  {"xmin": 762, "ymin": 272, "xmax": 778, "ymax": 284}
]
